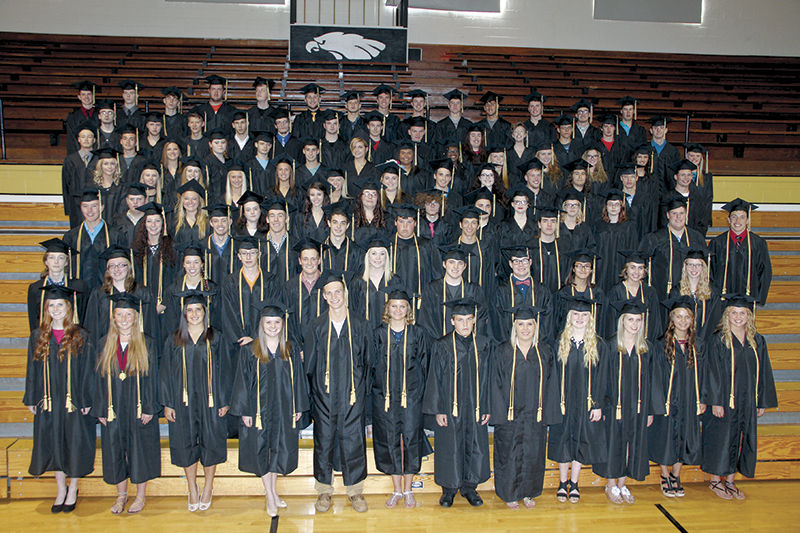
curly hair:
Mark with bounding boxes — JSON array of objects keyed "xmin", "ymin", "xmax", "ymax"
[
  {"xmin": 719, "ymin": 306, "xmax": 757, "ymax": 350},
  {"xmin": 34, "ymin": 300, "xmax": 84, "ymax": 362},
  {"xmin": 601, "ymin": 201, "xmax": 629, "ymax": 223},
  {"xmin": 678, "ymin": 259, "xmax": 711, "ymax": 300},
  {"xmin": 664, "ymin": 307, "xmax": 697, "ymax": 367},
  {"xmin": 467, "ymin": 168, "xmax": 509, "ymax": 207},
  {"xmin": 354, "ymin": 190, "xmax": 386, "ymax": 229},
  {"xmin": 132, "ymin": 216, "xmax": 176, "ymax": 268}
]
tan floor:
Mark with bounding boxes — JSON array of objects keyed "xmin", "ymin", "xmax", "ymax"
[{"xmin": 0, "ymin": 480, "xmax": 796, "ymax": 532}]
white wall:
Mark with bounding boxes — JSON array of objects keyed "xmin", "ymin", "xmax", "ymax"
[{"xmin": 0, "ymin": 0, "xmax": 798, "ymax": 56}]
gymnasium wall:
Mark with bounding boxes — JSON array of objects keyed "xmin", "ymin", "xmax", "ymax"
[{"xmin": 0, "ymin": 0, "xmax": 798, "ymax": 57}]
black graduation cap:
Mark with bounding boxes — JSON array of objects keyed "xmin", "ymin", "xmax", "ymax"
[
  {"xmin": 364, "ymin": 110, "xmax": 384, "ymax": 123},
  {"xmin": 406, "ymin": 89, "xmax": 428, "ymax": 99},
  {"xmin": 237, "ymin": 190, "xmax": 263, "ymax": 207},
  {"xmin": 478, "ymin": 91, "xmax": 503, "ymax": 104},
  {"xmin": 552, "ymin": 114, "xmax": 573, "ymax": 127},
  {"xmin": 79, "ymin": 186, "xmax": 101, "ymax": 203},
  {"xmin": 293, "ymin": 237, "xmax": 325, "ymax": 254},
  {"xmin": 234, "ymin": 235, "xmax": 260, "ymax": 250},
  {"xmin": 204, "ymin": 74, "xmax": 226, "ymax": 86},
  {"xmin": 272, "ymin": 107, "xmax": 291, "ymax": 120},
  {"xmin": 91, "ymin": 147, "xmax": 120, "ymax": 159},
  {"xmin": 395, "ymin": 139, "xmax": 416, "ymax": 151},
  {"xmin": 252, "ymin": 130, "xmax": 275, "ymax": 144},
  {"xmin": 252, "ymin": 77, "xmax": 275, "ymax": 90},
  {"xmin": 567, "ymin": 247, "xmax": 600, "ymax": 263},
  {"xmin": 610, "ymin": 298, "xmax": 647, "ymax": 315},
  {"xmin": 307, "ymin": 180, "xmax": 331, "ymax": 195},
  {"xmin": 342, "ymin": 90, "xmax": 361, "ymax": 102},
  {"xmin": 439, "ymin": 244, "xmax": 474, "ymax": 262},
  {"xmin": 633, "ymin": 143, "xmax": 652, "ymax": 156},
  {"xmin": 616, "ymin": 95, "xmax": 637, "ymax": 107},
  {"xmin": 123, "ymin": 182, "xmax": 149, "ymax": 197},
  {"xmin": 352, "ymin": 177, "xmax": 382, "ymax": 194},
  {"xmin": 466, "ymin": 124, "xmax": 483, "ymax": 134},
  {"xmin": 207, "ymin": 129, "xmax": 227, "ymax": 141},
  {"xmin": 372, "ymin": 84, "xmax": 395, "ymax": 96},
  {"xmin": 597, "ymin": 113, "xmax": 617, "ymax": 126},
  {"xmin": 320, "ymin": 109, "xmax": 339, "ymax": 122},
  {"xmin": 721, "ymin": 198, "xmax": 757, "ymax": 214},
  {"xmin": 518, "ymin": 159, "xmax": 544, "ymax": 174},
  {"xmin": 453, "ymin": 205, "xmax": 484, "ymax": 221},
  {"xmin": 39, "ymin": 238, "xmax": 74, "ymax": 255},
  {"xmin": 388, "ymin": 203, "xmax": 420, "ymax": 219},
  {"xmin": 40, "ymin": 285, "xmax": 80, "ymax": 302},
  {"xmin": 226, "ymin": 159, "xmax": 246, "ymax": 173},
  {"xmin": 176, "ymin": 289, "xmax": 208, "ymax": 307},
  {"xmin": 301, "ymin": 137, "xmax": 319, "ymax": 148},
  {"xmin": 684, "ymin": 142, "xmax": 707, "ymax": 155},
  {"xmin": 299, "ymin": 83, "xmax": 325, "ymax": 95},
  {"xmin": 501, "ymin": 244, "xmax": 533, "ymax": 260},
  {"xmin": 320, "ymin": 270, "xmax": 348, "ymax": 288},
  {"xmin": 386, "ymin": 287, "xmax": 413, "ymax": 303},
  {"xmin": 670, "ymin": 159, "xmax": 697, "ymax": 173},
  {"xmin": 562, "ymin": 295, "xmax": 597, "ymax": 312},
  {"xmin": 110, "ymin": 292, "xmax": 141, "ymax": 310},
  {"xmin": 604, "ymin": 188, "xmax": 625, "ymax": 202},
  {"xmin": 441, "ymin": 137, "xmax": 461, "ymax": 149},
  {"xmin": 685, "ymin": 247, "xmax": 707, "ymax": 261},
  {"xmin": 661, "ymin": 295, "xmax": 695, "ymax": 313},
  {"xmin": 176, "ymin": 240, "xmax": 205, "ymax": 259},
  {"xmin": 72, "ymin": 80, "xmax": 96, "ymax": 92},
  {"xmin": 358, "ymin": 234, "xmax": 392, "ymax": 251},
  {"xmin": 560, "ymin": 189, "xmax": 585, "ymax": 204},
  {"xmin": 176, "ymin": 179, "xmax": 206, "ymax": 198},
  {"xmin": 74, "ymin": 121, "xmax": 95, "ymax": 136},
  {"xmin": 144, "ymin": 111, "xmax": 163, "ymax": 123},
  {"xmin": 506, "ymin": 185, "xmax": 534, "ymax": 203},
  {"xmin": 203, "ymin": 203, "xmax": 230, "ymax": 218},
  {"xmin": 326, "ymin": 167, "xmax": 345, "ymax": 178},
  {"xmin": 100, "ymin": 245, "xmax": 130, "ymax": 261},
  {"xmin": 181, "ymin": 156, "xmax": 204, "ymax": 168},
  {"xmin": 463, "ymin": 187, "xmax": 496, "ymax": 205},
  {"xmin": 273, "ymin": 153, "xmax": 295, "ymax": 167},
  {"xmin": 618, "ymin": 249, "xmax": 652, "ymax": 265},
  {"xmin": 564, "ymin": 159, "xmax": 590, "ymax": 172},
  {"xmin": 535, "ymin": 204, "xmax": 562, "ymax": 220},
  {"xmin": 663, "ymin": 192, "xmax": 688, "ymax": 212},
  {"xmin": 429, "ymin": 158, "xmax": 454, "ymax": 172},
  {"xmin": 531, "ymin": 141, "xmax": 552, "ymax": 154},
  {"xmin": 137, "ymin": 201, "xmax": 163, "ymax": 216},
  {"xmin": 571, "ymin": 99, "xmax": 593, "ymax": 112},
  {"xmin": 161, "ymin": 86, "xmax": 184, "ymax": 98},
  {"xmin": 616, "ymin": 163, "xmax": 636, "ymax": 176},
  {"xmin": 523, "ymin": 89, "xmax": 546, "ymax": 103},
  {"xmin": 322, "ymin": 201, "xmax": 350, "ymax": 218},
  {"xmin": 118, "ymin": 80, "xmax": 144, "ymax": 91},
  {"xmin": 486, "ymin": 143, "xmax": 510, "ymax": 154},
  {"xmin": 722, "ymin": 293, "xmax": 756, "ymax": 309},
  {"xmin": 261, "ymin": 195, "xmax": 292, "ymax": 213},
  {"xmin": 376, "ymin": 159, "xmax": 402, "ymax": 176},
  {"xmin": 231, "ymin": 110, "xmax": 247, "ymax": 122},
  {"xmin": 404, "ymin": 116, "xmax": 427, "ymax": 129},
  {"xmin": 255, "ymin": 300, "xmax": 289, "ymax": 318},
  {"xmin": 443, "ymin": 89, "xmax": 466, "ymax": 101},
  {"xmin": 95, "ymin": 99, "xmax": 115, "ymax": 112},
  {"xmin": 443, "ymin": 297, "xmax": 479, "ymax": 315},
  {"xmin": 505, "ymin": 304, "xmax": 543, "ymax": 320},
  {"xmin": 649, "ymin": 115, "xmax": 673, "ymax": 127}
]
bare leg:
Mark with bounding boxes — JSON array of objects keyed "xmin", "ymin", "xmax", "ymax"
[
  {"xmin": 558, "ymin": 462, "xmax": 569, "ymax": 483},
  {"xmin": 185, "ymin": 463, "xmax": 199, "ymax": 505},
  {"xmin": 672, "ymin": 462, "xmax": 683, "ymax": 477},
  {"xmin": 264, "ymin": 473, "xmax": 278, "ymax": 516},
  {"xmin": 201, "ymin": 465, "xmax": 216, "ymax": 504},
  {"xmin": 570, "ymin": 461, "xmax": 582, "ymax": 483},
  {"xmin": 65, "ymin": 477, "xmax": 79, "ymax": 505},
  {"xmin": 127, "ymin": 481, "xmax": 147, "ymax": 513},
  {"xmin": 54, "ymin": 471, "xmax": 67, "ymax": 506},
  {"xmin": 110, "ymin": 481, "xmax": 128, "ymax": 514}
]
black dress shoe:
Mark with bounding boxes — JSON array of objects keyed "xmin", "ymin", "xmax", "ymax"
[
  {"xmin": 461, "ymin": 489, "xmax": 483, "ymax": 507},
  {"xmin": 439, "ymin": 490, "xmax": 456, "ymax": 507},
  {"xmin": 51, "ymin": 502, "xmax": 64, "ymax": 514},
  {"xmin": 62, "ymin": 490, "xmax": 78, "ymax": 513}
]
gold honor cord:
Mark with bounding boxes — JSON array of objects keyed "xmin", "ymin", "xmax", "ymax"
[
  {"xmin": 65, "ymin": 348, "xmax": 75, "ymax": 413},
  {"xmin": 288, "ymin": 354, "xmax": 297, "ymax": 429},
  {"xmin": 181, "ymin": 346, "xmax": 189, "ymax": 405},
  {"xmin": 722, "ymin": 232, "xmax": 753, "ymax": 297},
  {"xmin": 206, "ymin": 339, "xmax": 214, "ymax": 408},
  {"xmin": 393, "ymin": 235, "xmax": 422, "ymax": 308},
  {"xmin": 238, "ymin": 268, "xmax": 264, "ymax": 330},
  {"xmin": 458, "ymin": 237, "xmax": 484, "ymax": 286},
  {"xmin": 106, "ymin": 373, "xmax": 116, "ymax": 422},
  {"xmin": 74, "ymin": 223, "xmax": 109, "ymax": 279},
  {"xmin": 41, "ymin": 354, "xmax": 52, "ymax": 412},
  {"xmin": 616, "ymin": 350, "xmax": 623, "ymax": 420},
  {"xmin": 442, "ymin": 279, "xmax": 465, "ymax": 336},
  {"xmin": 384, "ymin": 324, "xmax": 408, "ymax": 411},
  {"xmin": 587, "ymin": 353, "xmax": 594, "ymax": 412},
  {"xmin": 324, "ymin": 312, "xmax": 357, "ymax": 406},
  {"xmin": 694, "ymin": 350, "xmax": 702, "ymax": 415},
  {"xmin": 665, "ymin": 357, "xmax": 676, "ymax": 416},
  {"xmin": 255, "ymin": 361, "xmax": 263, "ymax": 430},
  {"xmin": 667, "ymin": 228, "xmax": 691, "ymax": 294},
  {"xmin": 136, "ymin": 374, "xmax": 142, "ymax": 419},
  {"xmin": 142, "ymin": 254, "xmax": 164, "ymax": 304}
]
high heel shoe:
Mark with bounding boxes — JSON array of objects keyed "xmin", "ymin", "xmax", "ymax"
[
  {"xmin": 266, "ymin": 495, "xmax": 278, "ymax": 517},
  {"xmin": 62, "ymin": 489, "xmax": 79, "ymax": 513},
  {"xmin": 277, "ymin": 498, "xmax": 287, "ymax": 508},
  {"xmin": 51, "ymin": 496, "xmax": 65, "ymax": 514},
  {"xmin": 198, "ymin": 492, "xmax": 213, "ymax": 511},
  {"xmin": 188, "ymin": 484, "xmax": 200, "ymax": 512}
]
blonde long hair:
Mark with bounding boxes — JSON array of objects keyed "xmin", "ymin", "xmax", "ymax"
[
  {"xmin": 615, "ymin": 313, "xmax": 649, "ymax": 355},
  {"xmin": 93, "ymin": 157, "xmax": 121, "ymax": 187},
  {"xmin": 253, "ymin": 316, "xmax": 292, "ymax": 362},
  {"xmin": 362, "ymin": 247, "xmax": 393, "ymax": 283},
  {"xmin": 97, "ymin": 309, "xmax": 150, "ymax": 377},
  {"xmin": 719, "ymin": 306, "xmax": 757, "ymax": 350},
  {"xmin": 175, "ymin": 191, "xmax": 209, "ymax": 235},
  {"xmin": 558, "ymin": 310, "xmax": 599, "ymax": 367},
  {"xmin": 679, "ymin": 259, "xmax": 711, "ymax": 300},
  {"xmin": 509, "ymin": 318, "xmax": 540, "ymax": 347}
]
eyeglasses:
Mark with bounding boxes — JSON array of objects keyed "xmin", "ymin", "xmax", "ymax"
[
  {"xmin": 107, "ymin": 263, "xmax": 128, "ymax": 271},
  {"xmin": 510, "ymin": 258, "xmax": 530, "ymax": 265},
  {"xmin": 512, "ymin": 200, "xmax": 529, "ymax": 207}
]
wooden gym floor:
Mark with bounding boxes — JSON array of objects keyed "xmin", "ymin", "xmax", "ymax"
[{"xmin": 0, "ymin": 480, "xmax": 796, "ymax": 532}]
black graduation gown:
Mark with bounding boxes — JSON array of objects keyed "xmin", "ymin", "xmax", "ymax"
[
  {"xmin": 132, "ymin": 247, "xmax": 177, "ymax": 314},
  {"xmin": 160, "ymin": 332, "xmax": 231, "ymax": 467},
  {"xmin": 652, "ymin": 142, "xmax": 681, "ymax": 192},
  {"xmin": 547, "ymin": 339, "xmax": 609, "ymax": 465},
  {"xmin": 204, "ymin": 235, "xmax": 238, "ymax": 289},
  {"xmin": 246, "ymin": 157, "xmax": 276, "ymax": 196},
  {"xmin": 340, "ymin": 115, "xmax": 368, "ymax": 144},
  {"xmin": 452, "ymin": 238, "xmax": 497, "ymax": 290},
  {"xmin": 422, "ymin": 331, "xmax": 492, "ymax": 489},
  {"xmin": 523, "ymin": 118, "xmax": 555, "ymax": 147},
  {"xmin": 593, "ymin": 220, "xmax": 638, "ymax": 291},
  {"xmin": 530, "ymin": 239, "xmax": 569, "ymax": 295},
  {"xmin": 112, "ymin": 212, "xmax": 139, "ymax": 249},
  {"xmin": 592, "ymin": 342, "xmax": 656, "ymax": 481},
  {"xmin": 61, "ymin": 151, "xmax": 95, "ymax": 228},
  {"xmin": 433, "ymin": 116, "xmax": 473, "ymax": 149},
  {"xmin": 116, "ymin": 106, "xmax": 146, "ymax": 134},
  {"xmin": 273, "ymin": 134, "xmax": 303, "ymax": 161},
  {"xmin": 658, "ymin": 184, "xmax": 712, "ymax": 238},
  {"xmin": 63, "ymin": 223, "xmax": 114, "ymax": 291},
  {"xmin": 185, "ymin": 135, "xmax": 210, "ymax": 160},
  {"xmin": 342, "ymin": 158, "xmax": 377, "ymax": 187},
  {"xmin": 506, "ymin": 146, "xmax": 535, "ymax": 184},
  {"xmin": 220, "ymin": 268, "xmax": 279, "ymax": 345},
  {"xmin": 419, "ymin": 216, "xmax": 452, "ymax": 248},
  {"xmin": 640, "ymin": 227, "xmax": 707, "ymax": 300},
  {"xmin": 246, "ymin": 105, "xmax": 276, "ymax": 134},
  {"xmin": 26, "ymin": 277, "xmax": 89, "ymax": 332},
  {"xmin": 367, "ymin": 137, "xmax": 396, "ymax": 166},
  {"xmin": 84, "ymin": 285, "xmax": 159, "ymax": 352},
  {"xmin": 303, "ymin": 312, "xmax": 369, "ymax": 486},
  {"xmin": 283, "ymin": 273, "xmax": 329, "ymax": 347},
  {"xmin": 559, "ymin": 221, "xmax": 595, "ymax": 252},
  {"xmin": 261, "ymin": 235, "xmax": 298, "ymax": 283},
  {"xmin": 161, "ymin": 277, "xmax": 221, "ymax": 340},
  {"xmin": 294, "ymin": 211, "xmax": 329, "ymax": 243},
  {"xmin": 597, "ymin": 138, "xmax": 627, "ymax": 181},
  {"xmin": 554, "ymin": 140, "xmax": 583, "ymax": 168},
  {"xmin": 499, "ymin": 215, "xmax": 537, "ymax": 250},
  {"xmin": 648, "ymin": 339, "xmax": 707, "ymax": 466},
  {"xmin": 490, "ymin": 275, "xmax": 554, "ymax": 344},
  {"xmin": 476, "ymin": 117, "xmax": 512, "ymax": 149},
  {"xmin": 321, "ymin": 236, "xmax": 363, "ymax": 275},
  {"xmin": 227, "ymin": 135, "xmax": 256, "ymax": 164},
  {"xmin": 701, "ymin": 333, "xmax": 777, "ymax": 478},
  {"xmin": 418, "ymin": 278, "xmax": 490, "ymax": 340},
  {"xmin": 293, "ymin": 109, "xmax": 325, "ymax": 141},
  {"xmin": 24, "ymin": 329, "xmax": 96, "ymax": 478},
  {"xmin": 171, "ymin": 219, "xmax": 209, "ymax": 247},
  {"xmin": 606, "ymin": 282, "xmax": 663, "ymax": 343},
  {"xmin": 91, "ymin": 336, "xmax": 161, "ymax": 484},
  {"xmin": 162, "ymin": 112, "xmax": 187, "ymax": 141},
  {"xmin": 231, "ymin": 343, "xmax": 309, "ymax": 476},
  {"xmin": 709, "ymin": 231, "xmax": 772, "ymax": 306},
  {"xmin": 667, "ymin": 286, "xmax": 722, "ymax": 342},
  {"xmin": 319, "ymin": 137, "xmax": 349, "ymax": 170},
  {"xmin": 390, "ymin": 234, "xmax": 437, "ymax": 298},
  {"xmin": 555, "ymin": 284, "xmax": 608, "ymax": 339},
  {"xmin": 347, "ymin": 275, "xmax": 394, "ymax": 331},
  {"xmin": 618, "ymin": 123, "xmax": 647, "ymax": 152},
  {"xmin": 490, "ymin": 341, "xmax": 555, "ymax": 502},
  {"xmin": 624, "ymin": 187, "xmax": 659, "ymax": 240},
  {"xmin": 369, "ymin": 324, "xmax": 431, "ymax": 475},
  {"xmin": 65, "ymin": 107, "xmax": 98, "ymax": 154},
  {"xmin": 191, "ymin": 102, "xmax": 238, "ymax": 136}
]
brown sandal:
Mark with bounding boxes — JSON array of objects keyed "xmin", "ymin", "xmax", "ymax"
[
  {"xmin": 709, "ymin": 480, "xmax": 732, "ymax": 500},
  {"xmin": 110, "ymin": 492, "xmax": 128, "ymax": 515},
  {"xmin": 127, "ymin": 496, "xmax": 146, "ymax": 514},
  {"xmin": 725, "ymin": 482, "xmax": 746, "ymax": 500}
]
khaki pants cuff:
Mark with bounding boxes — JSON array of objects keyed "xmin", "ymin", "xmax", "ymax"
[
  {"xmin": 345, "ymin": 480, "xmax": 364, "ymax": 498},
  {"xmin": 315, "ymin": 480, "xmax": 334, "ymax": 495}
]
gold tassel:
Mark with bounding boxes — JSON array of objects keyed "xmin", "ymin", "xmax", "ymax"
[
  {"xmin": 106, "ymin": 374, "xmax": 116, "ymax": 422},
  {"xmin": 207, "ymin": 339, "xmax": 214, "ymax": 408},
  {"xmin": 615, "ymin": 351, "xmax": 623, "ymax": 420},
  {"xmin": 256, "ymin": 362, "xmax": 263, "ymax": 430},
  {"xmin": 136, "ymin": 374, "xmax": 142, "ymax": 419},
  {"xmin": 65, "ymin": 351, "xmax": 75, "ymax": 413},
  {"xmin": 181, "ymin": 346, "xmax": 189, "ymax": 405}
]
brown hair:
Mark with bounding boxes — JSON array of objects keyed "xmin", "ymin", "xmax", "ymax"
[{"xmin": 34, "ymin": 300, "xmax": 84, "ymax": 362}]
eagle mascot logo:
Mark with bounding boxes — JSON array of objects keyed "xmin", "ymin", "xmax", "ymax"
[{"xmin": 305, "ymin": 32, "xmax": 386, "ymax": 60}]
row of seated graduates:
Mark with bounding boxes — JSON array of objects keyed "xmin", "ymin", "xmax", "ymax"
[{"xmin": 62, "ymin": 77, "xmax": 713, "ymax": 229}]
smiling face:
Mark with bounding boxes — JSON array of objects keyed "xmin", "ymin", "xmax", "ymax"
[
  {"xmin": 509, "ymin": 255, "xmax": 532, "ymax": 279},
  {"xmin": 684, "ymin": 258, "xmax": 704, "ymax": 281},
  {"xmin": 47, "ymin": 299, "xmax": 68, "ymax": 324},
  {"xmin": 188, "ymin": 116, "xmax": 204, "ymax": 134},
  {"xmin": 512, "ymin": 124, "xmax": 527, "ymax": 143},
  {"xmin": 381, "ymin": 171, "xmax": 399, "ymax": 192},
  {"xmin": 261, "ymin": 316, "xmax": 283, "ymax": 338},
  {"xmin": 329, "ymin": 213, "xmax": 349, "ymax": 239},
  {"xmin": 687, "ymin": 151, "xmax": 703, "ymax": 167},
  {"xmin": 563, "ymin": 199, "xmax": 581, "ymax": 218},
  {"xmin": 479, "ymin": 168, "xmax": 496, "ymax": 188},
  {"xmin": 671, "ymin": 307, "xmax": 692, "ymax": 334},
  {"xmin": 483, "ymin": 99, "xmax": 498, "ymax": 118},
  {"xmin": 308, "ymin": 187, "xmax": 325, "ymax": 207},
  {"xmin": 303, "ymin": 144, "xmax": 319, "ymax": 164},
  {"xmin": 182, "ymin": 191, "xmax": 201, "ymax": 214},
  {"xmin": 210, "ymin": 215, "xmax": 230, "ymax": 236},
  {"xmin": 460, "ymin": 217, "xmax": 479, "ymax": 239},
  {"xmin": 569, "ymin": 310, "xmax": 591, "ymax": 330},
  {"xmin": 185, "ymin": 302, "xmax": 205, "ymax": 327},
  {"xmin": 728, "ymin": 210, "xmax": 748, "ymax": 234},
  {"xmin": 144, "ymin": 213, "xmax": 163, "ymax": 237},
  {"xmin": 267, "ymin": 210, "xmax": 286, "ymax": 233},
  {"xmin": 728, "ymin": 306, "xmax": 749, "ymax": 330},
  {"xmin": 305, "ymin": 92, "xmax": 320, "ymax": 110},
  {"xmin": 536, "ymin": 149, "xmax": 552, "ymax": 166},
  {"xmin": 411, "ymin": 96, "xmax": 425, "ymax": 114},
  {"xmin": 527, "ymin": 100, "xmax": 542, "ymax": 118},
  {"xmin": 100, "ymin": 158, "xmax": 117, "ymax": 177},
  {"xmin": 183, "ymin": 254, "xmax": 203, "ymax": 278},
  {"xmin": 45, "ymin": 252, "xmax": 68, "ymax": 275},
  {"xmin": 368, "ymin": 247, "xmax": 387, "ymax": 271},
  {"xmin": 229, "ymin": 171, "xmax": 245, "ymax": 192},
  {"xmin": 78, "ymin": 90, "xmax": 93, "ymax": 107},
  {"xmin": 276, "ymin": 162, "xmax": 292, "ymax": 183},
  {"xmin": 621, "ymin": 313, "xmax": 643, "ymax": 337},
  {"xmin": 514, "ymin": 318, "xmax": 536, "ymax": 342},
  {"xmin": 443, "ymin": 257, "xmax": 467, "ymax": 279},
  {"xmin": 80, "ymin": 199, "xmax": 101, "ymax": 224},
  {"xmin": 114, "ymin": 307, "xmax": 136, "ymax": 333},
  {"xmin": 299, "ymin": 248, "xmax": 320, "ymax": 276},
  {"xmin": 388, "ymin": 299, "xmax": 409, "ymax": 322},
  {"xmin": 572, "ymin": 260, "xmax": 592, "ymax": 281},
  {"xmin": 351, "ymin": 139, "xmax": 367, "ymax": 159},
  {"xmin": 666, "ymin": 206, "xmax": 686, "ymax": 232},
  {"xmin": 625, "ymin": 262, "xmax": 645, "ymax": 283},
  {"xmin": 322, "ymin": 281, "xmax": 346, "ymax": 310},
  {"xmin": 106, "ymin": 257, "xmax": 130, "ymax": 283},
  {"xmin": 237, "ymin": 247, "xmax": 260, "ymax": 269},
  {"xmin": 376, "ymin": 92, "xmax": 391, "ymax": 111},
  {"xmin": 675, "ymin": 169, "xmax": 693, "ymax": 188}
]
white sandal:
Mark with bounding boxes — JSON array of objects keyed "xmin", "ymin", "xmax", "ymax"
[{"xmin": 385, "ymin": 492, "xmax": 403, "ymax": 508}]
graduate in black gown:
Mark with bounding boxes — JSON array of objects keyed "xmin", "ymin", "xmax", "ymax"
[
  {"xmin": 449, "ymin": 206, "xmax": 497, "ymax": 290},
  {"xmin": 593, "ymin": 300, "xmax": 658, "ymax": 505},
  {"xmin": 283, "ymin": 239, "xmax": 328, "ymax": 346},
  {"xmin": 62, "ymin": 122, "xmax": 97, "ymax": 228},
  {"xmin": 490, "ymin": 304, "xmax": 555, "ymax": 509},
  {"xmin": 649, "ymin": 296, "xmax": 708, "ymax": 498},
  {"xmin": 388, "ymin": 204, "xmax": 438, "ymax": 299},
  {"xmin": 131, "ymin": 202, "xmax": 177, "ymax": 321},
  {"xmin": 556, "ymin": 248, "xmax": 607, "ymax": 338},
  {"xmin": 161, "ymin": 291, "xmax": 231, "ymax": 512},
  {"xmin": 530, "ymin": 205, "xmax": 570, "ymax": 294},
  {"xmin": 231, "ymin": 301, "xmax": 309, "ymax": 516},
  {"xmin": 203, "ymin": 203, "xmax": 238, "ymax": 288},
  {"xmin": 702, "ymin": 295, "xmax": 777, "ymax": 500},
  {"xmin": 62, "ymin": 187, "xmax": 115, "ymax": 291},
  {"xmin": 547, "ymin": 296, "xmax": 609, "ymax": 504},
  {"xmin": 668, "ymin": 248, "xmax": 722, "ymax": 341},
  {"xmin": 162, "ymin": 242, "xmax": 221, "ymax": 339},
  {"xmin": 91, "ymin": 293, "xmax": 161, "ymax": 515},
  {"xmin": 23, "ymin": 286, "xmax": 95, "ymax": 513},
  {"xmin": 369, "ymin": 288, "xmax": 431, "ymax": 509},
  {"xmin": 423, "ymin": 298, "xmax": 492, "ymax": 508},
  {"xmin": 348, "ymin": 235, "xmax": 396, "ymax": 329},
  {"xmin": 499, "ymin": 187, "xmax": 538, "ymax": 250},
  {"xmin": 709, "ymin": 198, "xmax": 772, "ymax": 306},
  {"xmin": 261, "ymin": 196, "xmax": 298, "ymax": 282},
  {"xmin": 304, "ymin": 272, "xmax": 370, "ymax": 513},
  {"xmin": 27, "ymin": 239, "xmax": 89, "ymax": 332},
  {"xmin": 171, "ymin": 180, "xmax": 209, "ymax": 246},
  {"xmin": 606, "ymin": 250, "xmax": 662, "ymax": 344},
  {"xmin": 320, "ymin": 202, "xmax": 363, "ymax": 274},
  {"xmin": 593, "ymin": 188, "xmax": 638, "ymax": 291}
]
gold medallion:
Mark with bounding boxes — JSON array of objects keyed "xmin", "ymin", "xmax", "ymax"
[{"xmin": 119, "ymin": 372, "xmax": 127, "ymax": 381}]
